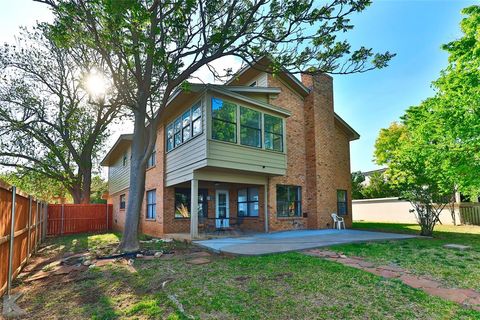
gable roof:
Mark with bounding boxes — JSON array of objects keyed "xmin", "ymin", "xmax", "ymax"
[{"xmin": 100, "ymin": 134, "xmax": 133, "ymax": 166}]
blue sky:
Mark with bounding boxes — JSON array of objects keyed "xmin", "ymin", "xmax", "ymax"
[{"xmin": 0, "ymin": 0, "xmax": 477, "ymax": 172}]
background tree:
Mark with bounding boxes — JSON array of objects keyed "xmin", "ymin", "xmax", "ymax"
[
  {"xmin": 0, "ymin": 169, "xmax": 72, "ymax": 203},
  {"xmin": 0, "ymin": 27, "xmax": 123, "ymax": 203},
  {"xmin": 351, "ymin": 171, "xmax": 366, "ymax": 200},
  {"xmin": 361, "ymin": 171, "xmax": 398, "ymax": 199},
  {"xmin": 38, "ymin": 0, "xmax": 394, "ymax": 251},
  {"xmin": 374, "ymin": 5, "xmax": 480, "ymax": 236}
]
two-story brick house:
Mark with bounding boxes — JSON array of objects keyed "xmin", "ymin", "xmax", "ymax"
[{"xmin": 101, "ymin": 57, "xmax": 359, "ymax": 238}]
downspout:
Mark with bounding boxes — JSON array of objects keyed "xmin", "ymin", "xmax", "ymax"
[{"xmin": 264, "ymin": 177, "xmax": 269, "ymax": 233}]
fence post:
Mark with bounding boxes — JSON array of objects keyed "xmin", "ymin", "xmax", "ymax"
[
  {"xmin": 34, "ymin": 199, "xmax": 38, "ymax": 253},
  {"xmin": 106, "ymin": 203, "xmax": 109, "ymax": 231},
  {"xmin": 61, "ymin": 203, "xmax": 65, "ymax": 235},
  {"xmin": 26, "ymin": 196, "xmax": 32, "ymax": 263},
  {"xmin": 7, "ymin": 186, "xmax": 16, "ymax": 296},
  {"xmin": 43, "ymin": 202, "xmax": 47, "ymax": 241}
]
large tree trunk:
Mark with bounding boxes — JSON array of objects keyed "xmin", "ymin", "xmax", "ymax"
[
  {"xmin": 70, "ymin": 186, "xmax": 82, "ymax": 204},
  {"xmin": 80, "ymin": 163, "xmax": 92, "ymax": 204},
  {"xmin": 119, "ymin": 107, "xmax": 148, "ymax": 252}
]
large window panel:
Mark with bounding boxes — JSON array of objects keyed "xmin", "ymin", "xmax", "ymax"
[
  {"xmin": 211, "ymin": 97, "xmax": 237, "ymax": 143},
  {"xmin": 175, "ymin": 188, "xmax": 208, "ymax": 219},
  {"xmin": 264, "ymin": 114, "xmax": 283, "ymax": 152},
  {"xmin": 337, "ymin": 190, "xmax": 348, "ymax": 216},
  {"xmin": 276, "ymin": 185, "xmax": 301, "ymax": 217},
  {"xmin": 238, "ymin": 187, "xmax": 259, "ymax": 217},
  {"xmin": 182, "ymin": 109, "xmax": 191, "ymax": 142},
  {"xmin": 240, "ymin": 107, "xmax": 261, "ymax": 148},
  {"xmin": 174, "ymin": 118, "xmax": 182, "ymax": 147},
  {"xmin": 192, "ymin": 103, "xmax": 202, "ymax": 136}
]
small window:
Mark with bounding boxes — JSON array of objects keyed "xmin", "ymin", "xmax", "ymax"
[
  {"xmin": 146, "ymin": 190, "xmax": 156, "ymax": 219},
  {"xmin": 238, "ymin": 187, "xmax": 259, "ymax": 217},
  {"xmin": 276, "ymin": 185, "xmax": 301, "ymax": 217},
  {"xmin": 122, "ymin": 153, "xmax": 128, "ymax": 166},
  {"xmin": 240, "ymin": 107, "xmax": 261, "ymax": 148},
  {"xmin": 166, "ymin": 124, "xmax": 174, "ymax": 152},
  {"xmin": 337, "ymin": 190, "xmax": 348, "ymax": 216},
  {"xmin": 147, "ymin": 148, "xmax": 156, "ymax": 168},
  {"xmin": 174, "ymin": 188, "xmax": 208, "ymax": 219},
  {"xmin": 249, "ymin": 81, "xmax": 257, "ymax": 87},
  {"xmin": 192, "ymin": 103, "xmax": 202, "ymax": 136},
  {"xmin": 264, "ymin": 114, "xmax": 283, "ymax": 152},
  {"xmin": 120, "ymin": 194, "xmax": 126, "ymax": 210},
  {"xmin": 182, "ymin": 109, "xmax": 191, "ymax": 142},
  {"xmin": 211, "ymin": 97, "xmax": 237, "ymax": 143}
]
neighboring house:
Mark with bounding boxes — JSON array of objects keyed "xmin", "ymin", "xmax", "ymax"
[
  {"xmin": 360, "ymin": 168, "xmax": 387, "ymax": 187},
  {"xmin": 100, "ymin": 57, "xmax": 360, "ymax": 238}
]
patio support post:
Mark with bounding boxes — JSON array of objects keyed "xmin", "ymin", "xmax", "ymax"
[
  {"xmin": 190, "ymin": 179, "xmax": 199, "ymax": 239},
  {"xmin": 264, "ymin": 183, "xmax": 269, "ymax": 233}
]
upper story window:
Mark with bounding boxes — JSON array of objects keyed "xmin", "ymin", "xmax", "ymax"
[
  {"xmin": 264, "ymin": 114, "xmax": 283, "ymax": 152},
  {"xmin": 211, "ymin": 97, "xmax": 237, "ymax": 143},
  {"xmin": 240, "ymin": 107, "xmax": 261, "ymax": 148},
  {"xmin": 211, "ymin": 97, "xmax": 284, "ymax": 152},
  {"xmin": 166, "ymin": 101, "xmax": 203, "ymax": 152},
  {"xmin": 122, "ymin": 152, "xmax": 128, "ymax": 167},
  {"xmin": 147, "ymin": 148, "xmax": 156, "ymax": 168}
]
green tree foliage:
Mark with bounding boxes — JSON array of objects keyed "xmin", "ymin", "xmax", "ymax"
[
  {"xmin": 90, "ymin": 176, "xmax": 108, "ymax": 204},
  {"xmin": 351, "ymin": 171, "xmax": 365, "ymax": 199},
  {"xmin": 0, "ymin": 170, "xmax": 72, "ymax": 203},
  {"xmin": 36, "ymin": 0, "xmax": 394, "ymax": 251},
  {"xmin": 361, "ymin": 172, "xmax": 398, "ymax": 199},
  {"xmin": 374, "ymin": 5, "xmax": 480, "ymax": 235},
  {"xmin": 0, "ymin": 27, "xmax": 123, "ymax": 203}
]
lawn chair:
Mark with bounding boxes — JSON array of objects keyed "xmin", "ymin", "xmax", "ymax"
[{"xmin": 331, "ymin": 213, "xmax": 345, "ymax": 230}]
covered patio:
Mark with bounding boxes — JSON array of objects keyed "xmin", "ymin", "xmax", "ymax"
[{"xmin": 194, "ymin": 229, "xmax": 418, "ymax": 255}]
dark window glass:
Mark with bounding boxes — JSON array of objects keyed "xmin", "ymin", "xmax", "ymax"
[
  {"xmin": 337, "ymin": 190, "xmax": 348, "ymax": 216},
  {"xmin": 238, "ymin": 187, "xmax": 259, "ymax": 217},
  {"xmin": 182, "ymin": 110, "xmax": 191, "ymax": 142},
  {"xmin": 264, "ymin": 114, "xmax": 283, "ymax": 152},
  {"xmin": 240, "ymin": 107, "xmax": 261, "ymax": 148},
  {"xmin": 146, "ymin": 190, "xmax": 156, "ymax": 219},
  {"xmin": 120, "ymin": 194, "xmax": 126, "ymax": 210},
  {"xmin": 122, "ymin": 153, "xmax": 128, "ymax": 166},
  {"xmin": 147, "ymin": 149, "xmax": 156, "ymax": 168},
  {"xmin": 166, "ymin": 124, "xmax": 174, "ymax": 152},
  {"xmin": 212, "ymin": 98, "xmax": 237, "ymax": 143},
  {"xmin": 276, "ymin": 185, "xmax": 301, "ymax": 217},
  {"xmin": 174, "ymin": 188, "xmax": 208, "ymax": 219}
]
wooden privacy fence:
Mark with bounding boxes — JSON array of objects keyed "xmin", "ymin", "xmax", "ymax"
[
  {"xmin": 0, "ymin": 181, "xmax": 47, "ymax": 298},
  {"xmin": 459, "ymin": 203, "xmax": 480, "ymax": 226},
  {"xmin": 47, "ymin": 204, "xmax": 112, "ymax": 236}
]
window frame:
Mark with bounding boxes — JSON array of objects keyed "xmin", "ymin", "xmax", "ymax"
[
  {"xmin": 276, "ymin": 185, "xmax": 302, "ymax": 217},
  {"xmin": 264, "ymin": 114, "xmax": 284, "ymax": 152},
  {"xmin": 146, "ymin": 189, "xmax": 156, "ymax": 220},
  {"xmin": 211, "ymin": 97, "xmax": 237, "ymax": 143},
  {"xmin": 122, "ymin": 152, "xmax": 128, "ymax": 167},
  {"xmin": 147, "ymin": 148, "xmax": 156, "ymax": 168},
  {"xmin": 119, "ymin": 194, "xmax": 126, "ymax": 210},
  {"xmin": 337, "ymin": 189, "xmax": 348, "ymax": 216},
  {"xmin": 174, "ymin": 188, "xmax": 208, "ymax": 219},
  {"xmin": 237, "ymin": 187, "xmax": 259, "ymax": 217},
  {"xmin": 166, "ymin": 101, "xmax": 203, "ymax": 153},
  {"xmin": 240, "ymin": 106, "xmax": 262, "ymax": 148}
]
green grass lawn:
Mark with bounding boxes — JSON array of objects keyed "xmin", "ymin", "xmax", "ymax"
[
  {"xmin": 331, "ymin": 222, "xmax": 480, "ymax": 291},
  {"xmin": 14, "ymin": 231, "xmax": 480, "ymax": 319}
]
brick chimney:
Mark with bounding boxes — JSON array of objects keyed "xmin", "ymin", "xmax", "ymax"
[{"xmin": 303, "ymin": 73, "xmax": 337, "ymax": 229}]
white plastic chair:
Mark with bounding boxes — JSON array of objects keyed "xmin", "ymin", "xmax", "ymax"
[{"xmin": 331, "ymin": 213, "xmax": 345, "ymax": 230}]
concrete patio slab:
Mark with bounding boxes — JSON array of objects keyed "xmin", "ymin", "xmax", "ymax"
[{"xmin": 194, "ymin": 229, "xmax": 418, "ymax": 255}]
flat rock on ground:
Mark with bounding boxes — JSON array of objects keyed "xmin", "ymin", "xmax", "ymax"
[{"xmin": 443, "ymin": 244, "xmax": 471, "ymax": 250}]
